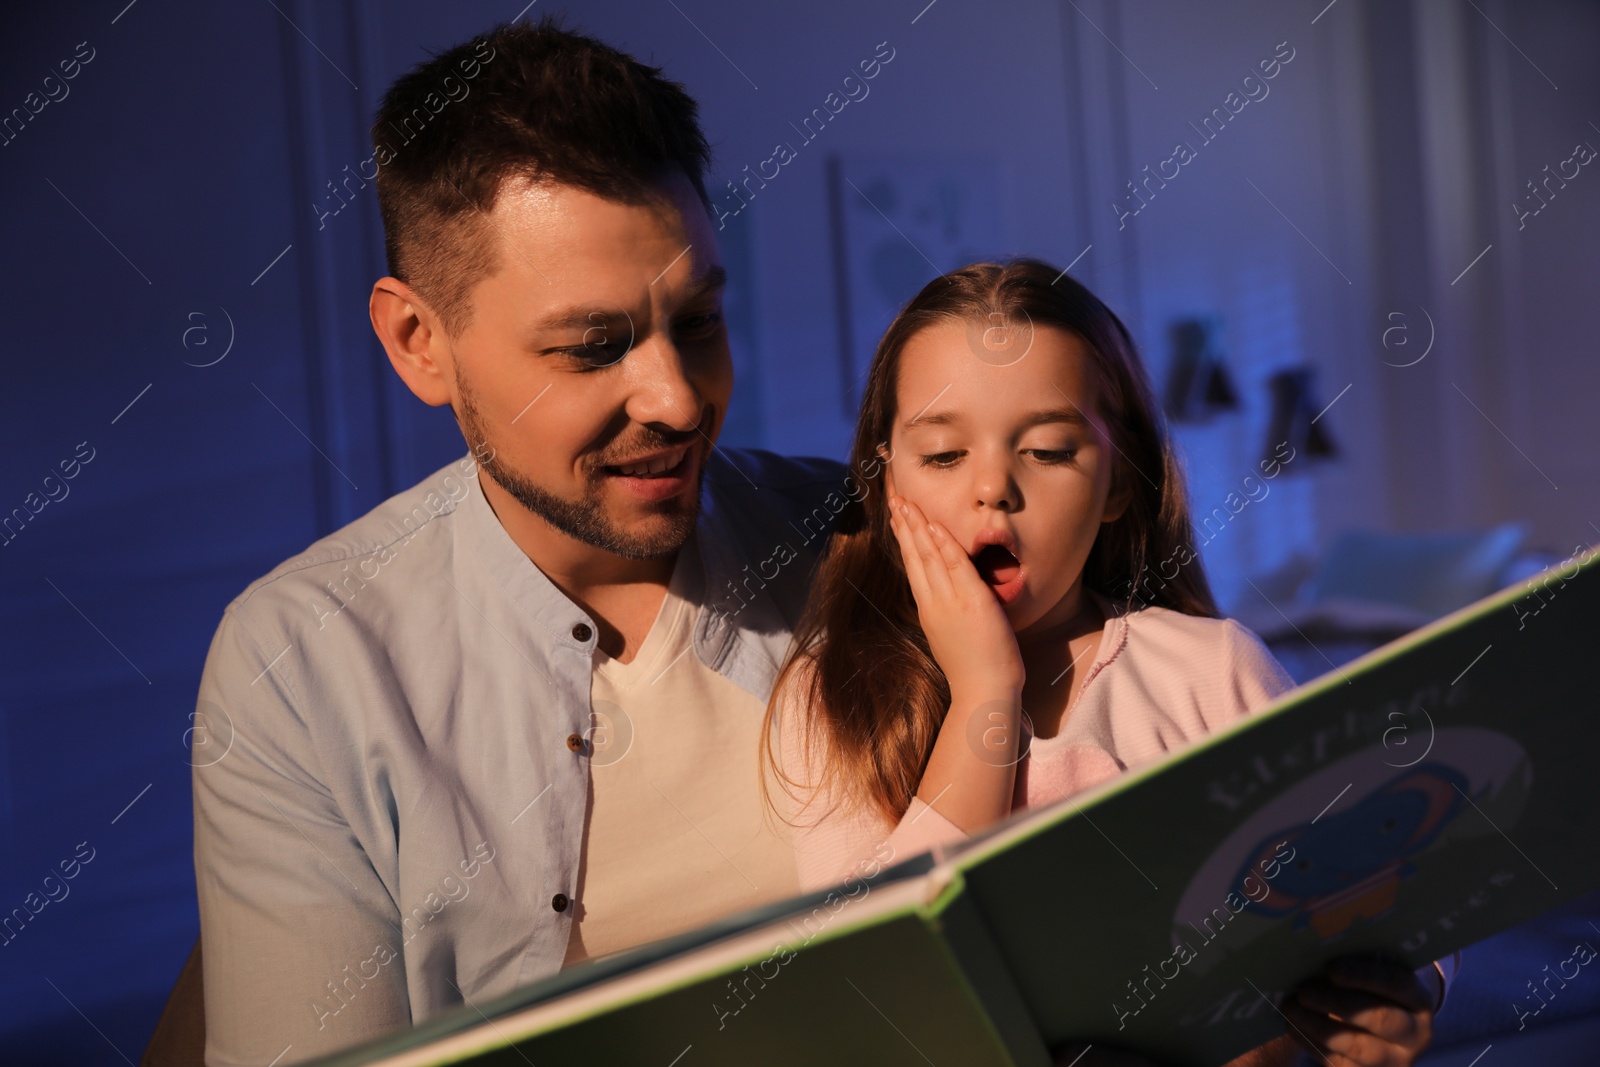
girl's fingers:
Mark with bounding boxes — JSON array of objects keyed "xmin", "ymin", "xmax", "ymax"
[
  {"xmin": 1296, "ymin": 982, "xmax": 1424, "ymax": 1046},
  {"xmin": 1279, "ymin": 1002, "xmax": 1362, "ymax": 1064},
  {"xmin": 1282, "ymin": 999, "xmax": 1406, "ymax": 1066},
  {"xmin": 887, "ymin": 506, "xmax": 931, "ymax": 603},
  {"xmin": 926, "ymin": 519, "xmax": 988, "ymax": 594},
  {"xmin": 892, "ymin": 496, "xmax": 993, "ymax": 603},
  {"xmin": 1323, "ymin": 959, "xmax": 1435, "ymax": 1015},
  {"xmin": 899, "ymin": 498, "xmax": 955, "ymax": 600}
]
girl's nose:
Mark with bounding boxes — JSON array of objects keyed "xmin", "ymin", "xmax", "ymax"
[{"xmin": 972, "ymin": 459, "xmax": 1019, "ymax": 512}]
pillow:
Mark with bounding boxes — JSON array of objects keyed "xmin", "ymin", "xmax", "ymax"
[{"xmin": 1305, "ymin": 523, "xmax": 1528, "ymax": 617}]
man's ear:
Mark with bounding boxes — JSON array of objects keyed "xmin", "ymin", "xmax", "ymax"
[{"xmin": 371, "ymin": 277, "xmax": 452, "ymax": 407}]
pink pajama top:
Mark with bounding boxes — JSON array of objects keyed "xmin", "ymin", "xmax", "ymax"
[{"xmin": 775, "ymin": 590, "xmax": 1460, "ymax": 1007}]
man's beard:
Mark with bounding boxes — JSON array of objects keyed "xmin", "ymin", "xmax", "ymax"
[{"xmin": 455, "ymin": 374, "xmax": 707, "ymax": 561}]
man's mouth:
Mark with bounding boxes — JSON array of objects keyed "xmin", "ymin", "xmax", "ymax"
[{"xmin": 602, "ymin": 445, "xmax": 692, "ymax": 479}]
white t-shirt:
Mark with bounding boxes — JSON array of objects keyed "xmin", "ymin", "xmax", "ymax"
[{"xmin": 563, "ymin": 533, "xmax": 800, "ymax": 965}]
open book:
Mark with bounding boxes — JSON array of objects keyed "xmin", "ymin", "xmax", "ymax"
[{"xmin": 305, "ymin": 546, "xmax": 1600, "ymax": 1067}]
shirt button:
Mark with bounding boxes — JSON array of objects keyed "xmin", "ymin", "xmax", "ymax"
[
  {"xmin": 566, "ymin": 733, "xmax": 585, "ymax": 752},
  {"xmin": 551, "ymin": 893, "xmax": 569, "ymax": 913},
  {"xmin": 571, "ymin": 622, "xmax": 592, "ymax": 642}
]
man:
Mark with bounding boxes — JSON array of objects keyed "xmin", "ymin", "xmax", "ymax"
[{"xmin": 192, "ymin": 19, "xmax": 855, "ymax": 1065}]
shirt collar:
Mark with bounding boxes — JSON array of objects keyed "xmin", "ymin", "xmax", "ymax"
[
  {"xmin": 456, "ymin": 454, "xmax": 732, "ymax": 644},
  {"xmin": 457, "ymin": 459, "xmax": 594, "ymax": 644}
]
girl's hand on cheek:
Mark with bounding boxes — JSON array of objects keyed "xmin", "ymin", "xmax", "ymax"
[{"xmin": 887, "ymin": 492, "xmax": 1026, "ymax": 699}]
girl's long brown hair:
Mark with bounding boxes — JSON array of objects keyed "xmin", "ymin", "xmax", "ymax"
[{"xmin": 761, "ymin": 259, "xmax": 1219, "ymax": 829}]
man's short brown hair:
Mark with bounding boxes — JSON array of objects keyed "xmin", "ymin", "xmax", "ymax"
[{"xmin": 372, "ymin": 17, "xmax": 713, "ymax": 336}]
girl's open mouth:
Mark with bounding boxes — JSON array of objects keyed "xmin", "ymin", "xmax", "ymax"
[{"xmin": 972, "ymin": 544, "xmax": 1026, "ymax": 604}]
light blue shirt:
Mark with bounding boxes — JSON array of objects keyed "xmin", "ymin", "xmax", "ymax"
[{"xmin": 191, "ymin": 447, "xmax": 849, "ymax": 1066}]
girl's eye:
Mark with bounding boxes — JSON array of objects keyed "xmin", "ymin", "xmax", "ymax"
[{"xmin": 917, "ymin": 448, "xmax": 1077, "ymax": 468}]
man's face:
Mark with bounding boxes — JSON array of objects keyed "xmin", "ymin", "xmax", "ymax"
[{"xmin": 445, "ymin": 172, "xmax": 731, "ymax": 560}]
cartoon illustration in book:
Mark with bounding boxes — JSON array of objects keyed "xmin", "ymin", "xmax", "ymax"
[
  {"xmin": 1168, "ymin": 726, "xmax": 1530, "ymax": 973},
  {"xmin": 1233, "ymin": 763, "xmax": 1468, "ymax": 938}
]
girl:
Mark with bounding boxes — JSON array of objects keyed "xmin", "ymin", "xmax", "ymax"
[{"xmin": 762, "ymin": 260, "xmax": 1445, "ymax": 1067}]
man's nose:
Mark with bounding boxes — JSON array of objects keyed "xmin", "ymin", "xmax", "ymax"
[{"xmin": 623, "ymin": 337, "xmax": 704, "ymax": 433}]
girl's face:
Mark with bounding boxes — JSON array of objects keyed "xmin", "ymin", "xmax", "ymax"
[{"xmin": 885, "ymin": 318, "xmax": 1131, "ymax": 634}]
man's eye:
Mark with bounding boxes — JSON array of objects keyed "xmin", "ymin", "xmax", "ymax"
[
  {"xmin": 572, "ymin": 343, "xmax": 629, "ymax": 368},
  {"xmin": 556, "ymin": 314, "xmax": 636, "ymax": 368},
  {"xmin": 552, "ymin": 337, "xmax": 630, "ymax": 368},
  {"xmin": 677, "ymin": 310, "xmax": 724, "ymax": 338},
  {"xmin": 918, "ymin": 451, "xmax": 962, "ymax": 469}
]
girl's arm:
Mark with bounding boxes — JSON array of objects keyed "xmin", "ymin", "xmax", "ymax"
[{"xmin": 887, "ymin": 493, "xmax": 1030, "ymax": 831}]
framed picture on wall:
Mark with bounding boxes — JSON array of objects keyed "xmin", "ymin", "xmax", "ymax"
[{"xmin": 826, "ymin": 155, "xmax": 1007, "ymax": 415}]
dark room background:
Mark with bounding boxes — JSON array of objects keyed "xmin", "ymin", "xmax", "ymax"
[{"xmin": 2, "ymin": 0, "xmax": 1597, "ymax": 1063}]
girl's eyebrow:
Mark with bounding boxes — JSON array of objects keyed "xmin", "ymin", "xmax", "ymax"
[{"xmin": 903, "ymin": 407, "xmax": 1090, "ymax": 430}]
